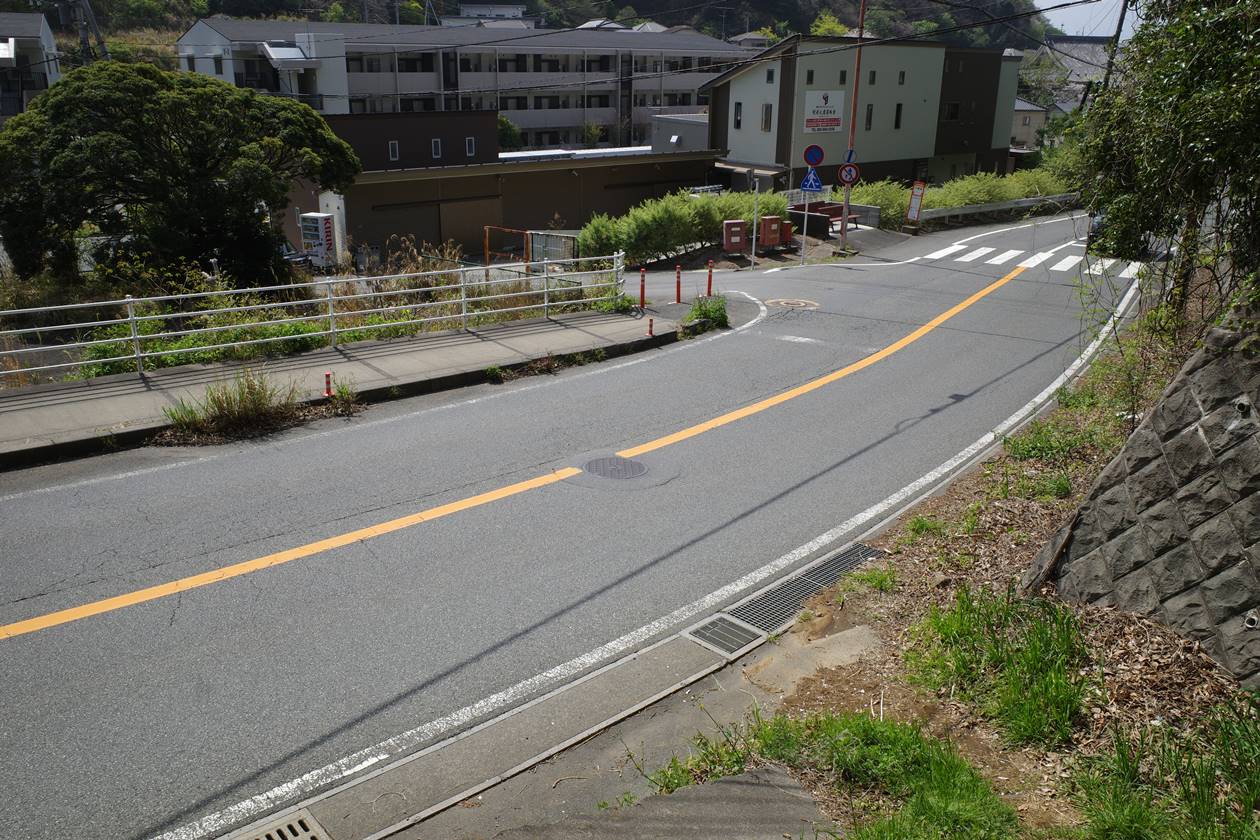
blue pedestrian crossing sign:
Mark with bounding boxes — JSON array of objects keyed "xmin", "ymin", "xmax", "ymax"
[{"xmin": 800, "ymin": 167, "xmax": 824, "ymax": 193}]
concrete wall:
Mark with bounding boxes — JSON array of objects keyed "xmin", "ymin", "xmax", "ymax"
[
  {"xmin": 650, "ymin": 113, "xmax": 709, "ymax": 152},
  {"xmin": 991, "ymin": 56, "xmax": 1021, "ymax": 150},
  {"xmin": 1012, "ymin": 109, "xmax": 1047, "ymax": 149},
  {"xmin": 1027, "ymin": 322, "xmax": 1260, "ymax": 688}
]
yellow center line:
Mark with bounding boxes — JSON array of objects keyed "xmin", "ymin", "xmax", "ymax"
[{"xmin": 1, "ymin": 265, "xmax": 1024, "ymax": 641}]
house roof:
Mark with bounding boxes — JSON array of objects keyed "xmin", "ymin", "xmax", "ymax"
[
  {"xmin": 728, "ymin": 31, "xmax": 771, "ymax": 42},
  {"xmin": 190, "ymin": 17, "xmax": 744, "ymax": 53},
  {"xmin": 0, "ymin": 12, "xmax": 49, "ymax": 39},
  {"xmin": 1040, "ymin": 35, "xmax": 1110, "ymax": 83},
  {"xmin": 1013, "ymin": 97, "xmax": 1045, "ymax": 111}
]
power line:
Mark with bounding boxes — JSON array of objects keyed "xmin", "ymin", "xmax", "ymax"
[{"xmin": 917, "ymin": 0, "xmax": 1108, "ymax": 69}]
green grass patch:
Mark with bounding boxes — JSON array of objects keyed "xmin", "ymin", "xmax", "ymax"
[
  {"xmin": 1074, "ymin": 693, "xmax": 1260, "ymax": 840},
  {"xmin": 906, "ymin": 585, "xmax": 1093, "ymax": 748},
  {"xmin": 593, "ymin": 292, "xmax": 638, "ymax": 314},
  {"xmin": 642, "ymin": 710, "xmax": 1017, "ymax": 840},
  {"xmin": 686, "ymin": 295, "xmax": 730, "ymax": 329},
  {"xmin": 162, "ymin": 369, "xmax": 301, "ymax": 439},
  {"xmin": 904, "ymin": 514, "xmax": 947, "ymax": 542},
  {"xmin": 847, "ymin": 565, "xmax": 899, "ymax": 593},
  {"xmin": 1003, "ymin": 417, "xmax": 1103, "ymax": 463}
]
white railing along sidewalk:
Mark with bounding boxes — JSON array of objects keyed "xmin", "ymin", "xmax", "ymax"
[{"xmin": 0, "ymin": 253, "xmax": 626, "ymax": 380}]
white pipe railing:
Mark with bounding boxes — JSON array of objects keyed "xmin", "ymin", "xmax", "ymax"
[{"xmin": 0, "ymin": 253, "xmax": 626, "ymax": 380}]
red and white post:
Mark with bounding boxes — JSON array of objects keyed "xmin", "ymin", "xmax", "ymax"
[
  {"xmin": 706, "ymin": 260, "xmax": 713, "ymax": 297},
  {"xmin": 324, "ymin": 371, "xmax": 333, "ymax": 398},
  {"xmin": 675, "ymin": 265, "xmax": 681, "ymax": 304},
  {"xmin": 639, "ymin": 268, "xmax": 646, "ymax": 309}
]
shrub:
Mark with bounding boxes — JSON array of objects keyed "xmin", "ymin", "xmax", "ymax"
[
  {"xmin": 577, "ymin": 213, "xmax": 624, "ymax": 260},
  {"xmin": 686, "ymin": 295, "xmax": 728, "ymax": 329},
  {"xmin": 162, "ymin": 369, "xmax": 301, "ymax": 439}
]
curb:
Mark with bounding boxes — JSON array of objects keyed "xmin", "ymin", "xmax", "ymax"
[{"xmin": 0, "ymin": 327, "xmax": 679, "ymax": 472}]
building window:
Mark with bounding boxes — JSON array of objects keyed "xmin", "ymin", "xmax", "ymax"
[
  {"xmin": 213, "ymin": 56, "xmax": 223, "ymax": 75},
  {"xmin": 761, "ymin": 103, "xmax": 773, "ymax": 132},
  {"xmin": 388, "ymin": 140, "xmax": 400, "ymax": 161},
  {"xmin": 184, "ymin": 55, "xmax": 195, "ymax": 71},
  {"xmin": 349, "ymin": 98, "xmax": 366, "ymax": 114},
  {"xmin": 943, "ymin": 101, "xmax": 960, "ymax": 121},
  {"xmin": 431, "ymin": 138, "xmax": 442, "ymax": 159},
  {"xmin": 806, "ymin": 68, "xmax": 814, "ymax": 85},
  {"xmin": 1022, "ymin": 115, "xmax": 1031, "ymax": 126},
  {"xmin": 865, "ymin": 103, "xmax": 873, "ymax": 130},
  {"xmin": 898, "ymin": 70, "xmax": 905, "ymax": 85},
  {"xmin": 868, "ymin": 69, "xmax": 876, "ymax": 85},
  {"xmin": 766, "ymin": 68, "xmax": 774, "ymax": 83},
  {"xmin": 399, "ymin": 54, "xmax": 435, "ymax": 73},
  {"xmin": 733, "ymin": 101, "xmax": 742, "ymax": 129},
  {"xmin": 465, "ymin": 136, "xmax": 476, "ymax": 156},
  {"xmin": 347, "ymin": 56, "xmax": 363, "ymax": 72},
  {"xmin": 839, "ymin": 69, "xmax": 847, "ymax": 85},
  {"xmin": 894, "ymin": 102, "xmax": 902, "ymax": 129}
]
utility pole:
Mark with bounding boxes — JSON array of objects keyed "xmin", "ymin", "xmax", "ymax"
[
  {"xmin": 57, "ymin": 1, "xmax": 108, "ymax": 64},
  {"xmin": 1089, "ymin": 0, "xmax": 1130, "ymax": 108},
  {"xmin": 840, "ymin": 0, "xmax": 868, "ymax": 255}
]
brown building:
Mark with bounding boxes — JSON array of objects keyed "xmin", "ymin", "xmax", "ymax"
[{"xmin": 323, "ymin": 110, "xmax": 499, "ymax": 170}]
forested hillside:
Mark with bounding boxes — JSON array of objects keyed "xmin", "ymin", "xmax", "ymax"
[{"xmin": 1, "ymin": 0, "xmax": 1058, "ymax": 50}]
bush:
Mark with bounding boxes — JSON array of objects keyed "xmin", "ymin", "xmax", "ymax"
[
  {"xmin": 686, "ymin": 295, "xmax": 728, "ymax": 329},
  {"xmin": 577, "ymin": 213, "xmax": 624, "ymax": 260},
  {"xmin": 163, "ymin": 369, "xmax": 301, "ymax": 438}
]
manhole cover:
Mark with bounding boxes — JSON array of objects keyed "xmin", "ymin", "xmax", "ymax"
[
  {"xmin": 584, "ymin": 456, "xmax": 648, "ymax": 479},
  {"xmin": 766, "ymin": 298, "xmax": 819, "ymax": 309}
]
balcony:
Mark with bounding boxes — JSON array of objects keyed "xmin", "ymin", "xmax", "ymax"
[{"xmin": 502, "ymin": 106, "xmax": 617, "ymax": 129}]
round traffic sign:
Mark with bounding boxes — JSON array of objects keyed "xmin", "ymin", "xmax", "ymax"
[
  {"xmin": 838, "ymin": 162, "xmax": 861, "ymax": 186},
  {"xmin": 802, "ymin": 144, "xmax": 825, "ymax": 167}
]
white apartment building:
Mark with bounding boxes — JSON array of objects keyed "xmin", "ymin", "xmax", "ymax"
[
  {"xmin": 0, "ymin": 12, "xmax": 61, "ymax": 125},
  {"xmin": 176, "ymin": 19, "xmax": 745, "ymax": 147}
]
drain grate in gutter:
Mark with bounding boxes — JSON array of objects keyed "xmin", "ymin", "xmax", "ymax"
[
  {"xmin": 224, "ymin": 809, "xmax": 329, "ymax": 840},
  {"xmin": 687, "ymin": 614, "xmax": 763, "ymax": 656},
  {"xmin": 728, "ymin": 543, "xmax": 886, "ymax": 634}
]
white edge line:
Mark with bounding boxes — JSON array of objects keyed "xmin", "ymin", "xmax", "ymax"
[
  {"xmin": 157, "ymin": 272, "xmax": 1139, "ymax": 840},
  {"xmin": 3, "ymin": 294, "xmax": 770, "ymax": 504}
]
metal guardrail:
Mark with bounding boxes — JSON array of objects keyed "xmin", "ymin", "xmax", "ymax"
[
  {"xmin": 0, "ymin": 254, "xmax": 625, "ymax": 380},
  {"xmin": 917, "ymin": 192, "xmax": 1080, "ymax": 222}
]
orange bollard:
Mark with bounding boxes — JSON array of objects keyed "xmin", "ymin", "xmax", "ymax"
[
  {"xmin": 647, "ymin": 317, "xmax": 654, "ymax": 337},
  {"xmin": 707, "ymin": 260, "xmax": 713, "ymax": 297},
  {"xmin": 639, "ymin": 267, "xmax": 646, "ymax": 309},
  {"xmin": 675, "ymin": 265, "xmax": 681, "ymax": 304},
  {"xmin": 324, "ymin": 371, "xmax": 332, "ymax": 398}
]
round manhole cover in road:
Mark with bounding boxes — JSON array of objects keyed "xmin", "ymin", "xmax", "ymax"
[
  {"xmin": 766, "ymin": 298, "xmax": 820, "ymax": 309},
  {"xmin": 584, "ymin": 456, "xmax": 648, "ymax": 480}
]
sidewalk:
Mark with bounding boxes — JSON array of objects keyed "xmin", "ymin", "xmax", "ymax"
[{"xmin": 0, "ymin": 309, "xmax": 675, "ymax": 469}]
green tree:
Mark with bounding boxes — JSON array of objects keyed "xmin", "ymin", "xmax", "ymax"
[
  {"xmin": 580, "ymin": 122, "xmax": 604, "ymax": 148},
  {"xmin": 0, "ymin": 62, "xmax": 360, "ymax": 286},
  {"xmin": 1080, "ymin": 0, "xmax": 1259, "ymax": 313},
  {"xmin": 498, "ymin": 114, "xmax": 523, "ymax": 150},
  {"xmin": 1018, "ymin": 51, "xmax": 1071, "ymax": 108},
  {"xmin": 809, "ymin": 10, "xmax": 849, "ymax": 36}
]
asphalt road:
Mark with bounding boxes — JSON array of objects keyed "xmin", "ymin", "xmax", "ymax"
[{"xmin": 0, "ymin": 213, "xmax": 1127, "ymax": 840}]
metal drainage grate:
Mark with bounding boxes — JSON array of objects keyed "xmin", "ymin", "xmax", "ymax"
[
  {"xmin": 688, "ymin": 614, "xmax": 763, "ymax": 656},
  {"xmin": 728, "ymin": 542, "xmax": 886, "ymax": 634},
  {"xmin": 225, "ymin": 809, "xmax": 329, "ymax": 840},
  {"xmin": 584, "ymin": 456, "xmax": 648, "ymax": 480}
]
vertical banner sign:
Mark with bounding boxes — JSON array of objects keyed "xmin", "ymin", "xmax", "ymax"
[
  {"xmin": 905, "ymin": 180, "xmax": 927, "ymax": 223},
  {"xmin": 803, "ymin": 91, "xmax": 845, "ymax": 133}
]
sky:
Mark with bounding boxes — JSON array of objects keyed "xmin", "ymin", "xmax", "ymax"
[{"xmin": 1035, "ymin": 0, "xmax": 1138, "ymax": 38}]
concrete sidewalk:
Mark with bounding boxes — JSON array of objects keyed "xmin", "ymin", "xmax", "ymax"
[{"xmin": 0, "ymin": 309, "xmax": 676, "ymax": 469}]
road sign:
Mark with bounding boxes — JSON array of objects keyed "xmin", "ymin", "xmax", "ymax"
[
  {"xmin": 905, "ymin": 180, "xmax": 927, "ymax": 223},
  {"xmin": 800, "ymin": 167, "xmax": 824, "ymax": 192},
  {"xmin": 802, "ymin": 144, "xmax": 825, "ymax": 167},
  {"xmin": 837, "ymin": 162, "xmax": 861, "ymax": 186}
]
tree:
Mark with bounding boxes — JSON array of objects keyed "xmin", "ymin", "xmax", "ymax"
[
  {"xmin": 809, "ymin": 10, "xmax": 848, "ymax": 36},
  {"xmin": 1080, "ymin": 0, "xmax": 1259, "ymax": 318},
  {"xmin": 0, "ymin": 62, "xmax": 360, "ymax": 286},
  {"xmin": 498, "ymin": 114, "xmax": 523, "ymax": 150},
  {"xmin": 580, "ymin": 122, "xmax": 604, "ymax": 148}
]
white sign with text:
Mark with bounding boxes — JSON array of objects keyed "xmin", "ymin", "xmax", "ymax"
[{"xmin": 803, "ymin": 90, "xmax": 845, "ymax": 133}]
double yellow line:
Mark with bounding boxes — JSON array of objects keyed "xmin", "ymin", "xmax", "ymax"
[{"xmin": 0, "ymin": 265, "xmax": 1025, "ymax": 641}]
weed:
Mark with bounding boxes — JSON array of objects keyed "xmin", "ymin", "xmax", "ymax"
[
  {"xmin": 847, "ymin": 565, "xmax": 898, "ymax": 593},
  {"xmin": 906, "ymin": 585, "xmax": 1092, "ymax": 748},
  {"xmin": 686, "ymin": 295, "xmax": 730, "ymax": 330},
  {"xmin": 1003, "ymin": 417, "xmax": 1098, "ymax": 463},
  {"xmin": 329, "ymin": 377, "xmax": 359, "ymax": 416},
  {"xmin": 386, "ymin": 385, "xmax": 402, "ymax": 398},
  {"xmin": 903, "ymin": 515, "xmax": 946, "ymax": 543},
  {"xmin": 594, "ymin": 292, "xmax": 638, "ymax": 314},
  {"xmin": 960, "ymin": 502, "xmax": 984, "ymax": 535},
  {"xmin": 485, "ymin": 364, "xmax": 505, "ymax": 383},
  {"xmin": 799, "ymin": 608, "xmax": 817, "ymax": 623},
  {"xmin": 1026, "ymin": 472, "xmax": 1073, "ymax": 500},
  {"xmin": 162, "ymin": 369, "xmax": 300, "ymax": 439}
]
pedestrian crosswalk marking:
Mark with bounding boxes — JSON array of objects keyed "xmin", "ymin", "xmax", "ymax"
[
  {"xmin": 1050, "ymin": 255, "xmax": 1083, "ymax": 272},
  {"xmin": 985, "ymin": 249, "xmax": 1023, "ymax": 265},
  {"xmin": 955, "ymin": 247, "xmax": 995, "ymax": 262},
  {"xmin": 1018, "ymin": 252, "xmax": 1054, "ymax": 268},
  {"xmin": 1085, "ymin": 258, "xmax": 1117, "ymax": 275},
  {"xmin": 924, "ymin": 244, "xmax": 967, "ymax": 260},
  {"xmin": 1119, "ymin": 261, "xmax": 1143, "ymax": 278}
]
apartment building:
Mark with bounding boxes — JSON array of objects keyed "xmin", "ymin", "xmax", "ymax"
[
  {"xmin": 176, "ymin": 18, "xmax": 745, "ymax": 147},
  {"xmin": 702, "ymin": 34, "xmax": 1021, "ymax": 187},
  {"xmin": 0, "ymin": 12, "xmax": 61, "ymax": 125},
  {"xmin": 439, "ymin": 3, "xmax": 540, "ymax": 29}
]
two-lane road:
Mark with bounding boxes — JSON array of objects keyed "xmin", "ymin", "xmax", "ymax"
[{"xmin": 0, "ymin": 213, "xmax": 1132, "ymax": 839}]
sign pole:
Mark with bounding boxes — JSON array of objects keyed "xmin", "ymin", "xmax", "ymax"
[
  {"xmin": 800, "ymin": 198, "xmax": 808, "ymax": 265},
  {"xmin": 750, "ymin": 173, "xmax": 760, "ymax": 269},
  {"xmin": 841, "ymin": 0, "xmax": 869, "ymax": 254}
]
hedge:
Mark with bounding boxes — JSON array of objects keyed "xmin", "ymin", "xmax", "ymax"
[{"xmin": 849, "ymin": 167, "xmax": 1071, "ymax": 229}]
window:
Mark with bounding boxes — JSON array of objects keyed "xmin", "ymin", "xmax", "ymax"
[
  {"xmin": 184, "ymin": 55, "xmax": 195, "ymax": 71},
  {"xmin": 349, "ymin": 98, "xmax": 366, "ymax": 114},
  {"xmin": 839, "ymin": 69, "xmax": 847, "ymax": 85},
  {"xmin": 943, "ymin": 101, "xmax": 960, "ymax": 121},
  {"xmin": 766, "ymin": 68, "xmax": 775, "ymax": 83},
  {"xmin": 1022, "ymin": 115, "xmax": 1031, "ymax": 126},
  {"xmin": 894, "ymin": 102, "xmax": 902, "ymax": 129},
  {"xmin": 431, "ymin": 138, "xmax": 442, "ymax": 159},
  {"xmin": 898, "ymin": 70, "xmax": 905, "ymax": 85},
  {"xmin": 213, "ymin": 56, "xmax": 223, "ymax": 75},
  {"xmin": 806, "ymin": 69, "xmax": 814, "ymax": 85},
  {"xmin": 398, "ymin": 54, "xmax": 434, "ymax": 72},
  {"xmin": 347, "ymin": 56, "xmax": 363, "ymax": 72},
  {"xmin": 865, "ymin": 103, "xmax": 873, "ymax": 130},
  {"xmin": 465, "ymin": 136, "xmax": 476, "ymax": 156},
  {"xmin": 733, "ymin": 101, "xmax": 742, "ymax": 129},
  {"xmin": 868, "ymin": 69, "xmax": 876, "ymax": 85},
  {"xmin": 761, "ymin": 103, "xmax": 773, "ymax": 132},
  {"xmin": 388, "ymin": 140, "xmax": 400, "ymax": 162}
]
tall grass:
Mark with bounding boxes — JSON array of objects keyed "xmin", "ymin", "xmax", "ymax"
[
  {"xmin": 849, "ymin": 167, "xmax": 1070, "ymax": 230},
  {"xmin": 163, "ymin": 369, "xmax": 301, "ymax": 438},
  {"xmin": 643, "ymin": 709, "xmax": 1018, "ymax": 840},
  {"xmin": 906, "ymin": 585, "xmax": 1093, "ymax": 747}
]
